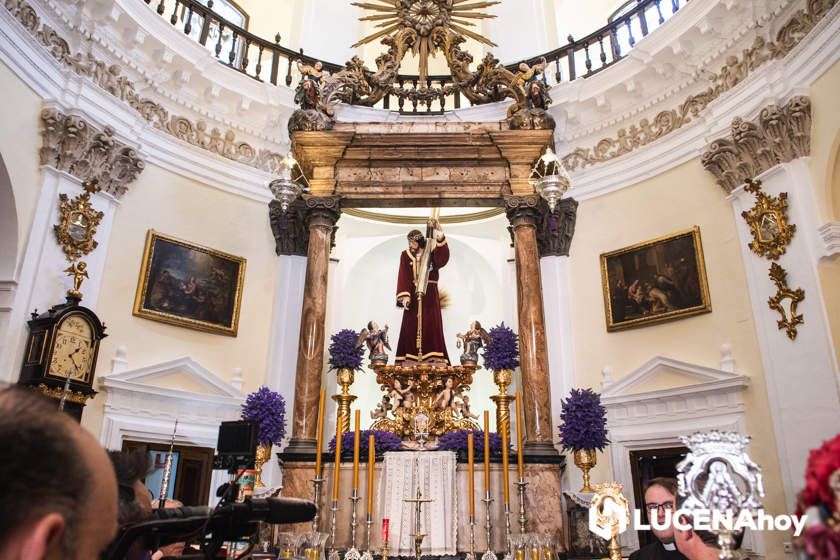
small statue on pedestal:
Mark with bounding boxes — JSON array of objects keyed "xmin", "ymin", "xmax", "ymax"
[
  {"xmin": 289, "ymin": 59, "xmax": 335, "ymax": 132},
  {"xmin": 456, "ymin": 321, "xmax": 490, "ymax": 365},
  {"xmin": 357, "ymin": 322, "xmax": 391, "ymax": 364}
]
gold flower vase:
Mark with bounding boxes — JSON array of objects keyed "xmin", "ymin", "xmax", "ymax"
[
  {"xmin": 254, "ymin": 443, "xmax": 272, "ymax": 487},
  {"xmin": 573, "ymin": 448, "xmax": 597, "ymax": 493}
]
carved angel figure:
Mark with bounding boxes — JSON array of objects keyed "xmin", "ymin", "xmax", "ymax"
[
  {"xmin": 389, "ymin": 378, "xmax": 414, "ymax": 412},
  {"xmin": 514, "ymin": 57, "xmax": 551, "ymax": 110},
  {"xmin": 455, "ymin": 394, "xmax": 479, "ymax": 420},
  {"xmin": 456, "ymin": 320, "xmax": 491, "ymax": 364},
  {"xmin": 371, "ymin": 395, "xmax": 392, "ymax": 420},
  {"xmin": 357, "ymin": 322, "xmax": 391, "ymax": 363},
  {"xmin": 294, "ymin": 60, "xmax": 329, "ymax": 111},
  {"xmin": 514, "ymin": 57, "xmax": 548, "ymax": 87}
]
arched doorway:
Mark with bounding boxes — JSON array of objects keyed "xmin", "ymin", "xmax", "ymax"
[{"xmin": 0, "ymin": 152, "xmax": 20, "ymax": 384}]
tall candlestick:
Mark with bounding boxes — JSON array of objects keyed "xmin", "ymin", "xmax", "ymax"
[
  {"xmin": 315, "ymin": 387, "xmax": 327, "ymax": 477},
  {"xmin": 332, "ymin": 413, "xmax": 342, "ymax": 502},
  {"xmin": 501, "ymin": 423, "xmax": 510, "ymax": 504},
  {"xmin": 515, "ymin": 392, "xmax": 525, "ymax": 479},
  {"xmin": 367, "ymin": 434, "xmax": 376, "ymax": 513},
  {"xmin": 483, "ymin": 411, "xmax": 491, "ymax": 492},
  {"xmin": 468, "ymin": 432, "xmax": 475, "ymax": 517},
  {"xmin": 353, "ymin": 410, "xmax": 361, "ymax": 490}
]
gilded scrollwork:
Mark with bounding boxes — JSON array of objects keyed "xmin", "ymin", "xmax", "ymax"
[
  {"xmin": 54, "ymin": 181, "xmax": 104, "ymax": 262},
  {"xmin": 560, "ymin": 0, "xmax": 836, "ymax": 171},
  {"xmin": 767, "ymin": 263, "xmax": 805, "ymax": 340},
  {"xmin": 740, "ymin": 179, "xmax": 796, "ymax": 260}
]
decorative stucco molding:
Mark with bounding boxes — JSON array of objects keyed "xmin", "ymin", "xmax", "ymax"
[
  {"xmin": 39, "ymin": 107, "xmax": 145, "ymax": 197},
  {"xmin": 4, "ymin": 0, "xmax": 286, "ymax": 176},
  {"xmin": 701, "ymin": 97, "xmax": 811, "ymax": 193},
  {"xmin": 560, "ymin": 0, "xmax": 835, "ymax": 172}
]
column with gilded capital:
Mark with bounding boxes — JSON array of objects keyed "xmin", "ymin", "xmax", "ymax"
[
  {"xmin": 284, "ymin": 195, "xmax": 341, "ymax": 455},
  {"xmin": 505, "ymin": 194, "xmax": 557, "ymax": 457}
]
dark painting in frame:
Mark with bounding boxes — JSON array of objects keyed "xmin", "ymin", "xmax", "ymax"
[
  {"xmin": 133, "ymin": 230, "xmax": 246, "ymax": 336},
  {"xmin": 600, "ymin": 226, "xmax": 711, "ymax": 331}
]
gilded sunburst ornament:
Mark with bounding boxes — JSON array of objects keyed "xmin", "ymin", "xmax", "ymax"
[{"xmin": 352, "ymin": 0, "xmax": 498, "ymax": 82}]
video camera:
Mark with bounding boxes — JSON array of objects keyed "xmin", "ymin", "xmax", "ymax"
[{"xmin": 103, "ymin": 421, "xmax": 316, "ymax": 560}]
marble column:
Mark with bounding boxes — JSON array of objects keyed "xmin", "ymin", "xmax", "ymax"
[
  {"xmin": 505, "ymin": 194, "xmax": 557, "ymax": 457},
  {"xmin": 284, "ymin": 196, "xmax": 341, "ymax": 455}
]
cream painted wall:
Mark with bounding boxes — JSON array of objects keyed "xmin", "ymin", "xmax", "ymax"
[
  {"xmin": 808, "ymin": 57, "xmax": 840, "ymax": 222},
  {"xmin": 567, "ymin": 158, "xmax": 789, "ymax": 553},
  {"xmin": 82, "ymin": 162, "xmax": 278, "ymax": 438},
  {"xmin": 0, "ymin": 59, "xmax": 44, "ymax": 274}
]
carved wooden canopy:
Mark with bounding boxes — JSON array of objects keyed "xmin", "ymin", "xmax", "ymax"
[{"xmin": 291, "ymin": 121, "xmax": 552, "ymax": 207}]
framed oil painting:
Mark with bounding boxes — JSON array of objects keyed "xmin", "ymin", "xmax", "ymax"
[
  {"xmin": 600, "ymin": 226, "xmax": 711, "ymax": 331},
  {"xmin": 133, "ymin": 230, "xmax": 246, "ymax": 336}
]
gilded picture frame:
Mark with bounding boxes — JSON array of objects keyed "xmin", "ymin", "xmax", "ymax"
[
  {"xmin": 600, "ymin": 226, "xmax": 711, "ymax": 332},
  {"xmin": 133, "ymin": 230, "xmax": 246, "ymax": 336}
]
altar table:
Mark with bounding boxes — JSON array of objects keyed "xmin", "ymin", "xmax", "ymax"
[{"xmin": 382, "ymin": 450, "xmax": 458, "ymax": 556}]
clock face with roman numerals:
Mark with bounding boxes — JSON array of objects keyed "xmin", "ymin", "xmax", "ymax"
[{"xmin": 47, "ymin": 315, "xmax": 95, "ymax": 383}]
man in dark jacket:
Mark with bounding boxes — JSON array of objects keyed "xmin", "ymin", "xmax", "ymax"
[{"xmin": 629, "ymin": 478, "xmax": 688, "ymax": 560}]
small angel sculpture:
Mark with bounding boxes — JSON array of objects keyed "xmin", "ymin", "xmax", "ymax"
[
  {"xmin": 455, "ymin": 394, "xmax": 480, "ymax": 420},
  {"xmin": 371, "ymin": 395, "xmax": 392, "ymax": 420},
  {"xmin": 514, "ymin": 57, "xmax": 551, "ymax": 110},
  {"xmin": 294, "ymin": 60, "xmax": 329, "ymax": 111},
  {"xmin": 456, "ymin": 321, "xmax": 491, "ymax": 365},
  {"xmin": 389, "ymin": 378, "xmax": 414, "ymax": 412},
  {"xmin": 357, "ymin": 322, "xmax": 391, "ymax": 363}
]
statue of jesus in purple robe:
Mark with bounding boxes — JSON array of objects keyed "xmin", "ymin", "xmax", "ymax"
[{"xmin": 394, "ymin": 220, "xmax": 450, "ymax": 364}]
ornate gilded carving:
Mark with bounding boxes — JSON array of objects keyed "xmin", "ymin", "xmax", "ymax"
[
  {"xmin": 767, "ymin": 263, "xmax": 805, "ymax": 340},
  {"xmin": 702, "ymin": 97, "xmax": 811, "ymax": 193},
  {"xmin": 36, "ymin": 383, "xmax": 91, "ymax": 404},
  {"xmin": 63, "ymin": 261, "xmax": 89, "ymax": 300},
  {"xmin": 54, "ymin": 180, "xmax": 104, "ymax": 261},
  {"xmin": 740, "ymin": 179, "xmax": 796, "ymax": 260},
  {"xmin": 5, "ymin": 0, "xmax": 287, "ymax": 175},
  {"xmin": 537, "ymin": 197, "xmax": 578, "ymax": 257},
  {"xmin": 40, "ymin": 109, "xmax": 144, "ymax": 197},
  {"xmin": 561, "ymin": 0, "xmax": 835, "ymax": 171},
  {"xmin": 269, "ymin": 199, "xmax": 309, "ymax": 256}
]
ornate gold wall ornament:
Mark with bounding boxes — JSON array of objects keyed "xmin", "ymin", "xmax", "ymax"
[
  {"xmin": 35, "ymin": 383, "xmax": 90, "ymax": 404},
  {"xmin": 702, "ymin": 97, "xmax": 811, "ymax": 193},
  {"xmin": 53, "ymin": 181, "xmax": 104, "ymax": 262},
  {"xmin": 560, "ymin": 0, "xmax": 835, "ymax": 171},
  {"xmin": 6, "ymin": 0, "xmax": 288, "ymax": 176},
  {"xmin": 740, "ymin": 179, "xmax": 796, "ymax": 260},
  {"xmin": 40, "ymin": 109, "xmax": 145, "ymax": 198},
  {"xmin": 767, "ymin": 263, "xmax": 805, "ymax": 340}
]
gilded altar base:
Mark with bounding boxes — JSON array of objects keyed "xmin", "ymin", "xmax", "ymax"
[{"xmin": 370, "ymin": 363, "xmax": 482, "ymax": 441}]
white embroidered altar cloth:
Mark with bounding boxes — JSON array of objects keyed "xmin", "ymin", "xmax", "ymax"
[{"xmin": 381, "ymin": 450, "xmax": 457, "ymax": 556}]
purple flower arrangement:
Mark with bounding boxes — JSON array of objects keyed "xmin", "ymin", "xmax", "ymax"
[
  {"xmin": 241, "ymin": 386, "xmax": 287, "ymax": 446},
  {"xmin": 437, "ymin": 429, "xmax": 507, "ymax": 455},
  {"xmin": 328, "ymin": 429, "xmax": 404, "ymax": 455},
  {"xmin": 328, "ymin": 329, "xmax": 364, "ymax": 371},
  {"xmin": 483, "ymin": 323, "xmax": 520, "ymax": 371},
  {"xmin": 558, "ymin": 388, "xmax": 609, "ymax": 451}
]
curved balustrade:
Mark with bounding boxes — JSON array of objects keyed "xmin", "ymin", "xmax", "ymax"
[{"xmin": 145, "ymin": 0, "xmax": 688, "ymax": 114}]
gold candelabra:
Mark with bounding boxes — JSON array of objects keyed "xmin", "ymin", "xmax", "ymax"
[
  {"xmin": 490, "ymin": 369, "xmax": 514, "ymax": 446},
  {"xmin": 333, "ymin": 367, "xmax": 357, "ymax": 435}
]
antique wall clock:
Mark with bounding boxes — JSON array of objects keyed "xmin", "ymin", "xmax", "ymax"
[{"xmin": 18, "ymin": 294, "xmax": 107, "ymax": 421}]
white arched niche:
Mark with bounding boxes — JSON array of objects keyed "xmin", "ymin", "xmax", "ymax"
[
  {"xmin": 0, "ymin": 153, "xmax": 19, "ymax": 379},
  {"xmin": 324, "ymin": 211, "xmax": 516, "ymax": 433}
]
